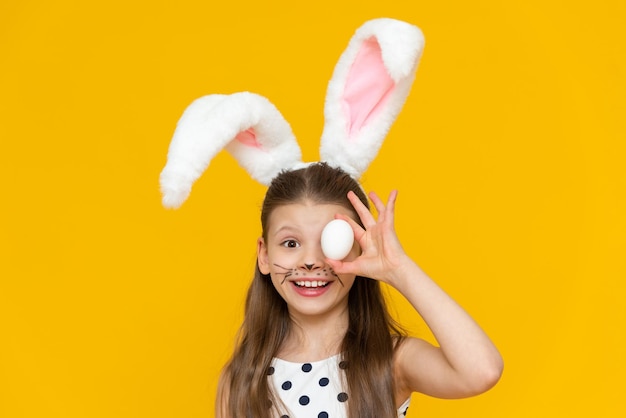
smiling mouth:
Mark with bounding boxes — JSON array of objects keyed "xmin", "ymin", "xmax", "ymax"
[{"xmin": 293, "ymin": 280, "xmax": 330, "ymax": 288}]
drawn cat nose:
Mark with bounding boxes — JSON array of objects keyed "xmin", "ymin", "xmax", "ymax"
[{"xmin": 304, "ymin": 263, "xmax": 315, "ymax": 270}]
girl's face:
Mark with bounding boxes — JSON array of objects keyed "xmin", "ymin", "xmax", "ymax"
[{"xmin": 257, "ymin": 201, "xmax": 360, "ymax": 319}]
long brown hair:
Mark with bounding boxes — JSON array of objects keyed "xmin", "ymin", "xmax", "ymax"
[{"xmin": 218, "ymin": 162, "xmax": 405, "ymax": 418}]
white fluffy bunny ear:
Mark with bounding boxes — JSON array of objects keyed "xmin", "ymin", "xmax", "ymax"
[
  {"xmin": 159, "ymin": 92, "xmax": 302, "ymax": 208},
  {"xmin": 319, "ymin": 18, "xmax": 425, "ymax": 178}
]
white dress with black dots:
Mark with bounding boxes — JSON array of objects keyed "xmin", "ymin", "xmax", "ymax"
[{"xmin": 268, "ymin": 355, "xmax": 410, "ymax": 418}]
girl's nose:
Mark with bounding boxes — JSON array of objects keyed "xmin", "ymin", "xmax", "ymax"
[
  {"xmin": 301, "ymin": 260, "xmax": 323, "ymax": 271},
  {"xmin": 300, "ymin": 245, "xmax": 326, "ymax": 271}
]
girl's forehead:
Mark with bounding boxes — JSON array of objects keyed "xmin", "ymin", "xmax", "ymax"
[{"xmin": 267, "ymin": 202, "xmax": 354, "ymax": 230}]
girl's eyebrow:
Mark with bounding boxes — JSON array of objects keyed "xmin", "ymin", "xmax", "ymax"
[{"xmin": 272, "ymin": 225, "xmax": 300, "ymax": 236}]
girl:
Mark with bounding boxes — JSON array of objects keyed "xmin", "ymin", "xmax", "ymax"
[
  {"xmin": 158, "ymin": 18, "xmax": 503, "ymax": 418},
  {"xmin": 215, "ymin": 162, "xmax": 503, "ymax": 418}
]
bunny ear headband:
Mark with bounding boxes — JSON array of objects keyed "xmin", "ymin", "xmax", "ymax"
[{"xmin": 160, "ymin": 18, "xmax": 424, "ymax": 209}]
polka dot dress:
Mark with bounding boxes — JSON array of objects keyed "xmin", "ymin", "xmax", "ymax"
[{"xmin": 268, "ymin": 355, "xmax": 411, "ymax": 417}]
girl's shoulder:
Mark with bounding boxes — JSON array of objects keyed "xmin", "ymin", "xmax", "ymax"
[{"xmin": 393, "ymin": 336, "xmax": 434, "ymax": 401}]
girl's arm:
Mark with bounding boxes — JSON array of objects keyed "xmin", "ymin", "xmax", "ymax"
[
  {"xmin": 330, "ymin": 190, "xmax": 503, "ymax": 399},
  {"xmin": 390, "ymin": 258, "xmax": 503, "ymax": 399}
]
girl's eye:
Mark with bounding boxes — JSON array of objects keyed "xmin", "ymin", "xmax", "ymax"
[{"xmin": 281, "ymin": 240, "xmax": 300, "ymax": 248}]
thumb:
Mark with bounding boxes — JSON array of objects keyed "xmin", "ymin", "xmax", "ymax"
[{"xmin": 327, "ymin": 258, "xmax": 360, "ymax": 276}]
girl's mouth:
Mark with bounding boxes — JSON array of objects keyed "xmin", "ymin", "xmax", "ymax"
[{"xmin": 290, "ymin": 280, "xmax": 332, "ymax": 297}]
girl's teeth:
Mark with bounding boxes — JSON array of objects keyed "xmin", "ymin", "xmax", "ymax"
[{"xmin": 295, "ymin": 281, "xmax": 327, "ymax": 288}]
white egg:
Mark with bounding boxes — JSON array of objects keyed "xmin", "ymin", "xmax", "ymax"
[{"xmin": 321, "ymin": 219, "xmax": 354, "ymax": 260}]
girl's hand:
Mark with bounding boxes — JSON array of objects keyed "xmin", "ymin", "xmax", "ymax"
[
  {"xmin": 327, "ymin": 190, "xmax": 413, "ymax": 286},
  {"xmin": 330, "ymin": 191, "xmax": 504, "ymax": 400}
]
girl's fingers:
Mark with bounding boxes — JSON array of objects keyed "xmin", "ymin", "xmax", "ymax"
[
  {"xmin": 344, "ymin": 188, "xmax": 401, "ymax": 241},
  {"xmin": 368, "ymin": 190, "xmax": 398, "ymax": 225},
  {"xmin": 326, "ymin": 258, "xmax": 354, "ymax": 275},
  {"xmin": 347, "ymin": 191, "xmax": 376, "ymax": 229},
  {"xmin": 385, "ymin": 190, "xmax": 398, "ymax": 225},
  {"xmin": 368, "ymin": 191, "xmax": 386, "ymax": 222},
  {"xmin": 347, "ymin": 189, "xmax": 399, "ymax": 230}
]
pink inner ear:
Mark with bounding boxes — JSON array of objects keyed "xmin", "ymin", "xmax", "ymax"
[
  {"xmin": 342, "ymin": 37, "xmax": 396, "ymax": 139},
  {"xmin": 235, "ymin": 128, "xmax": 262, "ymax": 149}
]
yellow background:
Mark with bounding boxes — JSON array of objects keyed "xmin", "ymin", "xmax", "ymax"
[{"xmin": 1, "ymin": 0, "xmax": 624, "ymax": 417}]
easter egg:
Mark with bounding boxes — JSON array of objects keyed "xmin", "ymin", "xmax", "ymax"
[{"xmin": 321, "ymin": 219, "xmax": 354, "ymax": 260}]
